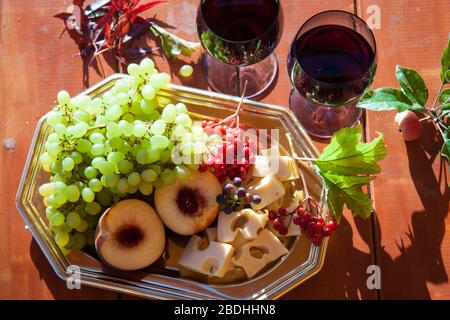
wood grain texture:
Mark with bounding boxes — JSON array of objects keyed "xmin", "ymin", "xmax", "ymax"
[{"xmin": 357, "ymin": 0, "xmax": 450, "ymax": 299}]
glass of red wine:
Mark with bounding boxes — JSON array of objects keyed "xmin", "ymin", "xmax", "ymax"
[
  {"xmin": 197, "ymin": 0, "xmax": 283, "ymax": 98},
  {"xmin": 288, "ymin": 10, "xmax": 377, "ymax": 138}
]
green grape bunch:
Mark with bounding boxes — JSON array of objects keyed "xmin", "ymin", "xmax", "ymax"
[{"xmin": 38, "ymin": 58, "xmax": 209, "ymax": 255}]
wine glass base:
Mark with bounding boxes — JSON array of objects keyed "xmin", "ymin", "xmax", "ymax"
[
  {"xmin": 202, "ymin": 53, "xmax": 278, "ymax": 98},
  {"xmin": 289, "ymin": 89, "xmax": 363, "ymax": 139}
]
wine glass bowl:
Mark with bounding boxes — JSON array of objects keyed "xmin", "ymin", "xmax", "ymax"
[
  {"xmin": 197, "ymin": 0, "xmax": 283, "ymax": 98},
  {"xmin": 287, "ymin": 10, "xmax": 377, "ymax": 138}
]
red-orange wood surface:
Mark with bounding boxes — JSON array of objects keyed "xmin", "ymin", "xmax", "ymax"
[{"xmin": 0, "ymin": 0, "xmax": 448, "ymax": 300}]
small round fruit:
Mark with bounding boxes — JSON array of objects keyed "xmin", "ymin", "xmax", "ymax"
[
  {"xmin": 394, "ymin": 110, "xmax": 422, "ymax": 141},
  {"xmin": 95, "ymin": 199, "xmax": 165, "ymax": 271},
  {"xmin": 179, "ymin": 64, "xmax": 193, "ymax": 78}
]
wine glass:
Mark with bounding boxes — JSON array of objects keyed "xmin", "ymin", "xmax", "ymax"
[
  {"xmin": 287, "ymin": 10, "xmax": 377, "ymax": 138},
  {"xmin": 197, "ymin": 0, "xmax": 283, "ymax": 98}
]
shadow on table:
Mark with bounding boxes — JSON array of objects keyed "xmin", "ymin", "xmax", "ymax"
[
  {"xmin": 367, "ymin": 121, "xmax": 449, "ymax": 299},
  {"xmin": 29, "ymin": 240, "xmax": 116, "ymax": 299}
]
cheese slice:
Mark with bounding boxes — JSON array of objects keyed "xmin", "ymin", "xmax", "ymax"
[
  {"xmin": 249, "ymin": 175, "xmax": 286, "ymax": 211},
  {"xmin": 205, "ymin": 227, "xmax": 218, "ymax": 242},
  {"xmin": 233, "ymin": 229, "xmax": 289, "ymax": 278},
  {"xmin": 253, "ymin": 155, "xmax": 299, "ymax": 181},
  {"xmin": 217, "ymin": 209, "xmax": 268, "ymax": 243},
  {"xmin": 178, "ymin": 235, "xmax": 234, "ymax": 278}
]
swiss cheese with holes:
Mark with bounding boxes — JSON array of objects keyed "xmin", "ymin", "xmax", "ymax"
[
  {"xmin": 178, "ymin": 235, "xmax": 234, "ymax": 278},
  {"xmin": 253, "ymin": 155, "xmax": 299, "ymax": 181},
  {"xmin": 217, "ymin": 209, "xmax": 268, "ymax": 243},
  {"xmin": 233, "ymin": 229, "xmax": 289, "ymax": 278},
  {"xmin": 248, "ymin": 175, "xmax": 286, "ymax": 211}
]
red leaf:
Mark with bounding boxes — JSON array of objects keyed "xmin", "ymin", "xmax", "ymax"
[{"xmin": 127, "ymin": 0, "xmax": 165, "ymax": 22}]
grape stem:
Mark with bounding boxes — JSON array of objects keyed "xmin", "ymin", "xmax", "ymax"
[
  {"xmin": 214, "ymin": 81, "xmax": 248, "ymax": 129},
  {"xmin": 87, "ymin": 124, "xmax": 106, "ymax": 132}
]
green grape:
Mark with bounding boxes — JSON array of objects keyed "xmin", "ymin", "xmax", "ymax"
[
  {"xmin": 142, "ymin": 169, "xmax": 157, "ymax": 182},
  {"xmin": 153, "ymin": 177, "xmax": 163, "ymax": 188},
  {"xmin": 105, "ymin": 173, "xmax": 119, "ymax": 188},
  {"xmin": 127, "ymin": 63, "xmax": 141, "ymax": 77},
  {"xmin": 54, "ymin": 192, "xmax": 68, "ymax": 205},
  {"xmin": 149, "ymin": 110, "xmax": 161, "ymax": 121},
  {"xmin": 47, "ymin": 110, "xmax": 63, "ymax": 126},
  {"xmin": 159, "ymin": 150, "xmax": 171, "ymax": 164},
  {"xmin": 95, "ymin": 115, "xmax": 107, "ymax": 126},
  {"xmin": 107, "ymin": 151, "xmax": 125, "ymax": 165},
  {"xmin": 57, "ymin": 90, "xmax": 71, "ymax": 105},
  {"xmin": 122, "ymin": 112, "xmax": 133, "ymax": 122},
  {"xmin": 76, "ymin": 139, "xmax": 92, "ymax": 153},
  {"xmin": 50, "ymin": 211, "xmax": 65, "ymax": 227},
  {"xmin": 46, "ymin": 207, "xmax": 57, "ymax": 220},
  {"xmin": 55, "ymin": 231, "xmax": 70, "ymax": 247},
  {"xmin": 88, "ymin": 178, "xmax": 103, "ymax": 192},
  {"xmin": 47, "ymin": 195, "xmax": 61, "ymax": 209},
  {"xmin": 179, "ymin": 64, "xmax": 194, "ymax": 78},
  {"xmin": 130, "ymin": 98, "xmax": 143, "ymax": 115},
  {"xmin": 70, "ymin": 151, "xmax": 83, "ymax": 164},
  {"xmin": 62, "ymin": 157, "xmax": 75, "ymax": 171},
  {"xmin": 91, "ymin": 156, "xmax": 106, "ymax": 169},
  {"xmin": 150, "ymin": 73, "xmax": 170, "ymax": 89},
  {"xmin": 136, "ymin": 149, "xmax": 149, "ymax": 164},
  {"xmin": 71, "ymin": 232, "xmax": 86, "ymax": 250},
  {"xmin": 127, "ymin": 172, "xmax": 141, "ymax": 186},
  {"xmin": 193, "ymin": 141, "xmax": 206, "ymax": 154},
  {"xmin": 52, "ymin": 173, "xmax": 65, "ymax": 183},
  {"xmin": 106, "ymin": 122, "xmax": 121, "ymax": 139},
  {"xmin": 175, "ymin": 103, "xmax": 188, "ymax": 114},
  {"xmin": 89, "ymin": 132, "xmax": 105, "ymax": 144},
  {"xmin": 72, "ymin": 122, "xmax": 89, "ymax": 138},
  {"xmin": 150, "ymin": 119, "xmax": 166, "ymax": 135},
  {"xmin": 86, "ymin": 202, "xmax": 101, "ymax": 215},
  {"xmin": 133, "ymin": 122, "xmax": 147, "ymax": 137},
  {"xmin": 74, "ymin": 110, "xmax": 90, "ymax": 122},
  {"xmin": 161, "ymin": 169, "xmax": 176, "ymax": 185},
  {"xmin": 47, "ymin": 133, "xmax": 59, "ymax": 143},
  {"xmin": 66, "ymin": 184, "xmax": 81, "ymax": 202},
  {"xmin": 61, "ymin": 170, "xmax": 73, "ymax": 179},
  {"xmin": 39, "ymin": 183, "xmax": 56, "ymax": 197},
  {"xmin": 150, "ymin": 135, "xmax": 170, "ymax": 149},
  {"xmin": 140, "ymin": 98, "xmax": 157, "ymax": 115},
  {"xmin": 105, "ymin": 105, "xmax": 121, "ymax": 121},
  {"xmin": 84, "ymin": 166, "xmax": 98, "ymax": 179},
  {"xmin": 74, "ymin": 219, "xmax": 88, "ymax": 233},
  {"xmin": 181, "ymin": 142, "xmax": 194, "ymax": 155},
  {"xmin": 118, "ymin": 120, "xmax": 134, "ymax": 137},
  {"xmin": 117, "ymin": 178, "xmax": 130, "ymax": 194},
  {"xmin": 67, "ymin": 211, "xmax": 81, "ymax": 228},
  {"xmin": 81, "ymin": 188, "xmax": 95, "ymax": 203},
  {"xmin": 173, "ymin": 125, "xmax": 187, "ymax": 138},
  {"xmin": 72, "ymin": 95, "xmax": 91, "ymax": 110},
  {"xmin": 161, "ymin": 104, "xmax": 177, "ymax": 123},
  {"xmin": 96, "ymin": 190, "xmax": 112, "ymax": 206},
  {"xmin": 91, "ymin": 143, "xmax": 106, "ymax": 156},
  {"xmin": 141, "ymin": 84, "xmax": 156, "ymax": 100},
  {"xmin": 109, "ymin": 137, "xmax": 124, "ymax": 151},
  {"xmin": 140, "ymin": 58, "xmax": 155, "ymax": 74},
  {"xmin": 149, "ymin": 164, "xmax": 162, "ymax": 175},
  {"xmin": 40, "ymin": 152, "xmax": 53, "ymax": 168},
  {"xmin": 118, "ymin": 159, "xmax": 133, "ymax": 174},
  {"xmin": 191, "ymin": 126, "xmax": 204, "ymax": 138},
  {"xmin": 148, "ymin": 147, "xmax": 160, "ymax": 163},
  {"xmin": 175, "ymin": 165, "xmax": 191, "ymax": 180},
  {"xmin": 128, "ymin": 185, "xmax": 138, "ymax": 194},
  {"xmin": 116, "ymin": 92, "xmax": 129, "ymax": 105},
  {"xmin": 138, "ymin": 181, "xmax": 154, "ymax": 195},
  {"xmin": 175, "ymin": 113, "xmax": 192, "ymax": 127},
  {"xmin": 53, "ymin": 123, "xmax": 67, "ymax": 137},
  {"xmin": 46, "ymin": 142, "xmax": 61, "ymax": 157},
  {"xmin": 50, "ymin": 162, "xmax": 61, "ymax": 174}
]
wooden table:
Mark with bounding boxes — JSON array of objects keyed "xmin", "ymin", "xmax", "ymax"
[{"xmin": 1, "ymin": 0, "xmax": 449, "ymax": 300}]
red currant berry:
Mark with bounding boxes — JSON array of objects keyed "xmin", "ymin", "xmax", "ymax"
[
  {"xmin": 293, "ymin": 214, "xmax": 302, "ymax": 225},
  {"xmin": 278, "ymin": 226, "xmax": 288, "ymax": 236},
  {"xmin": 202, "ymin": 120, "xmax": 208, "ymax": 128},
  {"xmin": 327, "ymin": 220, "xmax": 337, "ymax": 231},
  {"xmin": 273, "ymin": 218, "xmax": 284, "ymax": 231},
  {"xmin": 238, "ymin": 167, "xmax": 247, "ymax": 179},
  {"xmin": 322, "ymin": 227, "xmax": 332, "ymax": 237},
  {"xmin": 268, "ymin": 211, "xmax": 278, "ymax": 221},
  {"xmin": 199, "ymin": 164, "xmax": 208, "ymax": 172},
  {"xmin": 296, "ymin": 207, "xmax": 305, "ymax": 217},
  {"xmin": 278, "ymin": 207, "xmax": 287, "ymax": 216}
]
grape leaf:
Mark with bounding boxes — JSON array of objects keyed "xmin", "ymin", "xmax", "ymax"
[
  {"xmin": 441, "ymin": 129, "xmax": 450, "ymax": 161},
  {"xmin": 313, "ymin": 125, "xmax": 387, "ymax": 222},
  {"xmin": 439, "ymin": 88, "xmax": 450, "ymax": 103},
  {"xmin": 357, "ymin": 88, "xmax": 425, "ymax": 112},
  {"xmin": 396, "ymin": 65, "xmax": 429, "ymax": 106},
  {"xmin": 150, "ymin": 23, "xmax": 200, "ymax": 59},
  {"xmin": 441, "ymin": 37, "xmax": 450, "ymax": 84}
]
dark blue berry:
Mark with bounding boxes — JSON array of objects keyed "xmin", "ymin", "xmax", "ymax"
[
  {"xmin": 233, "ymin": 177, "xmax": 242, "ymax": 187},
  {"xmin": 224, "ymin": 205, "xmax": 233, "ymax": 214},
  {"xmin": 224, "ymin": 183, "xmax": 234, "ymax": 193},
  {"xmin": 236, "ymin": 187, "xmax": 246, "ymax": 198},
  {"xmin": 252, "ymin": 194, "xmax": 262, "ymax": 204},
  {"xmin": 216, "ymin": 194, "xmax": 227, "ymax": 204}
]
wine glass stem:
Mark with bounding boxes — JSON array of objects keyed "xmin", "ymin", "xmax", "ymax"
[{"xmin": 235, "ymin": 66, "xmax": 241, "ymax": 96}]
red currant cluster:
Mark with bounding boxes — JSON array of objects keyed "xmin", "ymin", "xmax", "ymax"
[
  {"xmin": 269, "ymin": 203, "xmax": 337, "ymax": 245},
  {"xmin": 199, "ymin": 120, "xmax": 257, "ymax": 183}
]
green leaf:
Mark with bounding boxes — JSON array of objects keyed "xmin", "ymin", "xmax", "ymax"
[
  {"xmin": 396, "ymin": 65, "xmax": 429, "ymax": 106},
  {"xmin": 439, "ymin": 88, "xmax": 450, "ymax": 103},
  {"xmin": 357, "ymin": 88, "xmax": 425, "ymax": 112},
  {"xmin": 441, "ymin": 130, "xmax": 450, "ymax": 161},
  {"xmin": 150, "ymin": 24, "xmax": 200, "ymax": 60},
  {"xmin": 321, "ymin": 172, "xmax": 374, "ymax": 222},
  {"xmin": 313, "ymin": 125, "xmax": 387, "ymax": 222},
  {"xmin": 441, "ymin": 38, "xmax": 450, "ymax": 84},
  {"xmin": 314, "ymin": 126, "xmax": 387, "ymax": 175}
]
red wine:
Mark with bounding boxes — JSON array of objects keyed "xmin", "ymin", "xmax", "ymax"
[
  {"xmin": 198, "ymin": 0, "xmax": 282, "ymax": 66},
  {"xmin": 289, "ymin": 25, "xmax": 375, "ymax": 105}
]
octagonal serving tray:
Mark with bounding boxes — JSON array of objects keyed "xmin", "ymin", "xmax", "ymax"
[{"xmin": 16, "ymin": 74, "xmax": 328, "ymax": 300}]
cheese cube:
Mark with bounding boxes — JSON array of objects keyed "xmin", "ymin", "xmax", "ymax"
[
  {"xmin": 178, "ymin": 235, "xmax": 234, "ymax": 278},
  {"xmin": 233, "ymin": 229, "xmax": 289, "ymax": 278},
  {"xmin": 217, "ymin": 209, "xmax": 268, "ymax": 243},
  {"xmin": 249, "ymin": 175, "xmax": 286, "ymax": 211},
  {"xmin": 253, "ymin": 153, "xmax": 299, "ymax": 182},
  {"xmin": 205, "ymin": 227, "xmax": 218, "ymax": 242}
]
